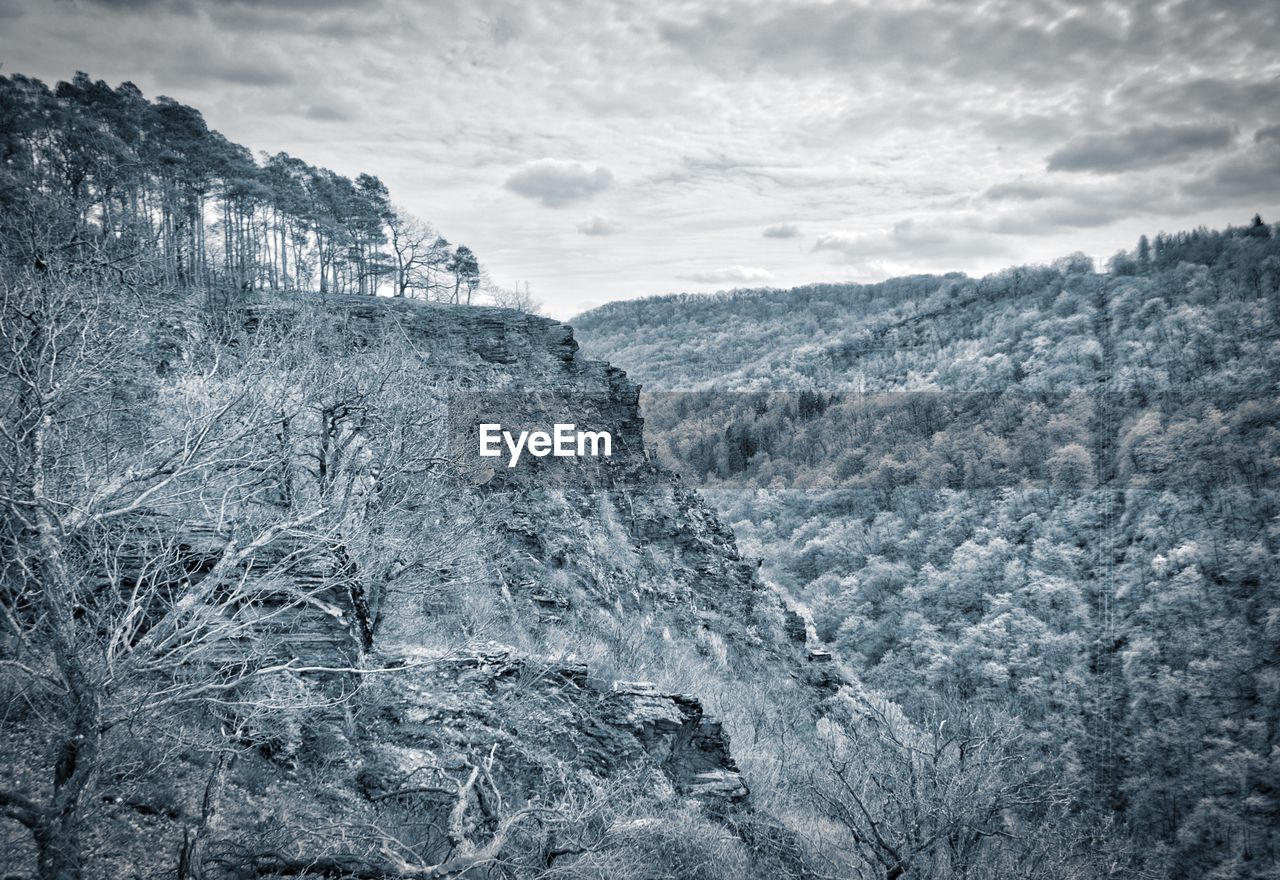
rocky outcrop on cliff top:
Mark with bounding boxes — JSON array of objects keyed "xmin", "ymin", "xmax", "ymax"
[
  {"xmin": 79, "ymin": 292, "xmax": 834, "ymax": 879},
  {"xmin": 358, "ymin": 647, "xmax": 748, "ymax": 810}
]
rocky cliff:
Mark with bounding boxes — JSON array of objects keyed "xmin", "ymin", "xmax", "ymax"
[{"xmin": 16, "ymin": 292, "xmax": 835, "ymax": 879}]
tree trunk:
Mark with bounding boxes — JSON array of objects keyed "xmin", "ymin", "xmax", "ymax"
[
  {"xmin": 37, "ymin": 805, "xmax": 86, "ymax": 880},
  {"xmin": 30, "ymin": 413, "xmax": 102, "ymax": 880}
]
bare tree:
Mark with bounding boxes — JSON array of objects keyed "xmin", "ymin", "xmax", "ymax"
[
  {"xmin": 808, "ymin": 693, "xmax": 1073, "ymax": 880},
  {"xmin": 384, "ymin": 211, "xmax": 436, "ymax": 299},
  {"xmin": 207, "ymin": 760, "xmax": 746, "ymax": 880},
  {"xmin": 484, "ymin": 279, "xmax": 543, "ymax": 315},
  {"xmin": 0, "ymin": 269, "xmax": 392, "ymax": 879},
  {"xmin": 383, "ymin": 211, "xmax": 457, "ymax": 302}
]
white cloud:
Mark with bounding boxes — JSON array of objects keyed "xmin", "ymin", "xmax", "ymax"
[
  {"xmin": 577, "ymin": 214, "xmax": 622, "ymax": 236},
  {"xmin": 504, "ymin": 159, "xmax": 614, "ymax": 208},
  {"xmin": 678, "ymin": 266, "xmax": 775, "ymax": 284},
  {"xmin": 814, "ymin": 219, "xmax": 1007, "ymax": 262}
]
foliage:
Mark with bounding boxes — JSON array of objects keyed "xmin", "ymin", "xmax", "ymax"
[
  {"xmin": 575, "ymin": 220, "xmax": 1280, "ymax": 880},
  {"xmin": 0, "ymin": 72, "xmax": 481, "ymax": 300}
]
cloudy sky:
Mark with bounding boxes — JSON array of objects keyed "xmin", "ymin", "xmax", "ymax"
[{"xmin": 2, "ymin": 0, "xmax": 1278, "ymax": 317}]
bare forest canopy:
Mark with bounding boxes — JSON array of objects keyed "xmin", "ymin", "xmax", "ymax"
[
  {"xmin": 573, "ymin": 218, "xmax": 1280, "ymax": 392},
  {"xmin": 572, "ymin": 217, "xmax": 1280, "ymax": 880},
  {"xmin": 0, "ymin": 72, "xmax": 483, "ymax": 302}
]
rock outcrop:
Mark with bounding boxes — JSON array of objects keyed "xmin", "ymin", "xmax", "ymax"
[
  {"xmin": 40, "ymin": 292, "xmax": 836, "ymax": 879},
  {"xmin": 359, "ymin": 649, "xmax": 748, "ymax": 812}
]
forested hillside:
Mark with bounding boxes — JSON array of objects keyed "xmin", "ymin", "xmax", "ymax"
[
  {"xmin": 574, "ymin": 221, "xmax": 1280, "ymax": 880},
  {"xmin": 0, "ymin": 72, "xmax": 484, "ymax": 301},
  {"xmin": 575, "ymin": 224, "xmax": 1279, "ymax": 392}
]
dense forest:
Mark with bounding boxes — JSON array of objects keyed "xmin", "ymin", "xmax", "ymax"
[
  {"xmin": 0, "ymin": 72, "xmax": 491, "ymax": 303},
  {"xmin": 575, "ymin": 221, "xmax": 1279, "ymax": 392},
  {"xmin": 574, "ymin": 221, "xmax": 1280, "ymax": 880}
]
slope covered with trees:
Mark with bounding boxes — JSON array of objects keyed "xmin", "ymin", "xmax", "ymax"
[
  {"xmin": 575, "ymin": 222, "xmax": 1278, "ymax": 393},
  {"xmin": 574, "ymin": 220, "xmax": 1280, "ymax": 880},
  {"xmin": 0, "ymin": 72, "xmax": 484, "ymax": 301}
]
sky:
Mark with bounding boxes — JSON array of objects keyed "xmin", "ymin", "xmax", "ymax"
[{"xmin": 1, "ymin": 0, "xmax": 1278, "ymax": 319}]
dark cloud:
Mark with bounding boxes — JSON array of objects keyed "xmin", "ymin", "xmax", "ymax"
[
  {"xmin": 984, "ymin": 202, "xmax": 1138, "ymax": 234},
  {"xmin": 206, "ymin": 0, "xmax": 388, "ymax": 38},
  {"xmin": 577, "ymin": 214, "xmax": 621, "ymax": 236},
  {"xmin": 1181, "ymin": 138, "xmax": 1280, "ymax": 201},
  {"xmin": 980, "ymin": 178, "xmax": 1181, "ymax": 233},
  {"xmin": 1047, "ymin": 123, "xmax": 1237, "ymax": 174},
  {"xmin": 73, "ymin": 0, "xmax": 355, "ymax": 8},
  {"xmin": 70, "ymin": 0, "xmax": 177, "ymax": 8},
  {"xmin": 978, "ymin": 111, "xmax": 1078, "ymax": 146},
  {"xmin": 763, "ymin": 222, "xmax": 800, "ymax": 239},
  {"xmin": 226, "ymin": 0, "xmax": 359, "ymax": 8},
  {"xmin": 504, "ymin": 159, "xmax": 613, "ymax": 208},
  {"xmin": 303, "ymin": 102, "xmax": 357, "ymax": 122},
  {"xmin": 205, "ymin": 59, "xmax": 295, "ymax": 87},
  {"xmin": 985, "ymin": 180, "xmax": 1054, "ymax": 202},
  {"xmin": 982, "ymin": 154, "xmax": 1280, "ymax": 234},
  {"xmin": 1114, "ymin": 75, "xmax": 1280, "ymax": 127}
]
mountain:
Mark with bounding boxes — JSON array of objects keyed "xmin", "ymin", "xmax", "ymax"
[
  {"xmin": 4, "ymin": 284, "xmax": 855, "ymax": 877},
  {"xmin": 573, "ymin": 221, "xmax": 1280, "ymax": 880}
]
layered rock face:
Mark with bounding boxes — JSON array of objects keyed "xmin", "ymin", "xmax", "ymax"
[
  {"xmin": 363, "ymin": 650, "xmax": 748, "ymax": 813},
  {"xmin": 295, "ymin": 295, "xmax": 765, "ymax": 802}
]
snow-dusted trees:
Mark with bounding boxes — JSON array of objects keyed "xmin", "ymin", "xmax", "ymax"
[{"xmin": 580, "ymin": 218, "xmax": 1280, "ymax": 879}]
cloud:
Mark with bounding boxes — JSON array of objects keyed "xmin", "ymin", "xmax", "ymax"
[
  {"xmin": 678, "ymin": 266, "xmax": 775, "ymax": 284},
  {"xmin": 1046, "ymin": 123, "xmax": 1237, "ymax": 174},
  {"xmin": 1181, "ymin": 138, "xmax": 1280, "ymax": 201},
  {"xmin": 814, "ymin": 219, "xmax": 1007, "ymax": 260},
  {"xmin": 77, "ymin": 0, "xmax": 358, "ymax": 9},
  {"xmin": 74, "ymin": 0, "xmax": 175, "ymax": 8},
  {"xmin": 980, "ymin": 177, "xmax": 1176, "ymax": 233},
  {"xmin": 302, "ymin": 102, "xmax": 359, "ymax": 122},
  {"xmin": 984, "ymin": 202, "xmax": 1136, "ymax": 234},
  {"xmin": 985, "ymin": 180, "xmax": 1054, "ymax": 202},
  {"xmin": 504, "ymin": 159, "xmax": 614, "ymax": 208},
  {"xmin": 577, "ymin": 214, "xmax": 621, "ymax": 236},
  {"xmin": 212, "ymin": 64, "xmax": 294, "ymax": 87},
  {"xmin": 763, "ymin": 222, "xmax": 800, "ymax": 239},
  {"xmin": 656, "ymin": 1, "xmax": 1277, "ymax": 95},
  {"xmin": 985, "ymin": 150, "xmax": 1280, "ymax": 231},
  {"xmin": 157, "ymin": 42, "xmax": 299, "ymax": 88},
  {"xmin": 4, "ymin": 0, "xmax": 1274, "ymax": 318},
  {"xmin": 1115, "ymin": 76, "xmax": 1280, "ymax": 129}
]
